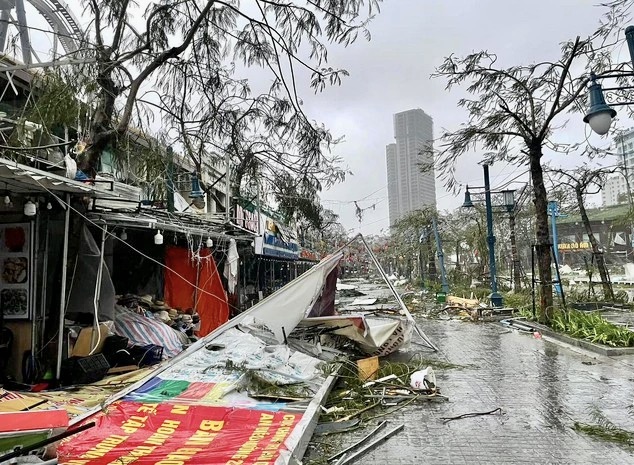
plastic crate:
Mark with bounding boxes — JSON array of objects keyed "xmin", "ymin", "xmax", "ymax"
[{"xmin": 61, "ymin": 354, "xmax": 110, "ymax": 385}]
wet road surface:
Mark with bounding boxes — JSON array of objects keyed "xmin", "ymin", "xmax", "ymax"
[{"xmin": 306, "ymin": 301, "xmax": 634, "ymax": 464}]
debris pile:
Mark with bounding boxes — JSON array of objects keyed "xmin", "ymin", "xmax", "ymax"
[{"xmin": 317, "ymin": 358, "xmax": 447, "ymax": 428}]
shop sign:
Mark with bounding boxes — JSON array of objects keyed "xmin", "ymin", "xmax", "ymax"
[
  {"xmin": 255, "ymin": 234, "xmax": 299, "ymax": 260},
  {"xmin": 558, "ymin": 242, "xmax": 591, "ymax": 251},
  {"xmin": 299, "ymin": 249, "xmax": 319, "ymax": 261},
  {"xmin": 235, "ymin": 205, "xmax": 260, "ymax": 234}
]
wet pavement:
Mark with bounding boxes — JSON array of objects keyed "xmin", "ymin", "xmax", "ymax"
[{"xmin": 305, "ymin": 303, "xmax": 634, "ymax": 464}]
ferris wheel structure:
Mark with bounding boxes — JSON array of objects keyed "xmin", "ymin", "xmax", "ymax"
[{"xmin": 0, "ymin": 0, "xmax": 82, "ymax": 65}]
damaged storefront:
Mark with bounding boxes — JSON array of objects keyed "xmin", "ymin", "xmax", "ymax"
[
  {"xmin": 0, "ymin": 156, "xmax": 238, "ymax": 389},
  {"xmin": 231, "ymin": 203, "xmax": 317, "ymax": 311}
]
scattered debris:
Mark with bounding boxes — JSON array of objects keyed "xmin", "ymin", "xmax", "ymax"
[
  {"xmin": 440, "ymin": 407, "xmax": 503, "ymax": 424},
  {"xmin": 314, "ymin": 419, "xmax": 361, "ymax": 435},
  {"xmin": 327, "ymin": 421, "xmax": 387, "ymax": 462},
  {"xmin": 331, "ymin": 423, "xmax": 405, "ymax": 465},
  {"xmin": 357, "ymin": 356, "xmax": 379, "ymax": 381}
]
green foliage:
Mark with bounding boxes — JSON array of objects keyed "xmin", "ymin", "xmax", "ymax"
[
  {"xmin": 574, "ymin": 422, "xmax": 634, "ymax": 446},
  {"xmin": 550, "ymin": 309, "xmax": 634, "ymax": 347},
  {"xmin": 574, "ymin": 407, "xmax": 634, "ymax": 447},
  {"xmin": 26, "ymin": 72, "xmax": 85, "ymax": 129},
  {"xmin": 502, "ymin": 290, "xmax": 532, "ymax": 311}
]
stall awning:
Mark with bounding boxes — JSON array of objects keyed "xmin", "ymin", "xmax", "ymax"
[
  {"xmin": 89, "ymin": 210, "xmax": 250, "ymax": 242},
  {"xmin": 0, "ymin": 156, "xmax": 116, "ymax": 197}
]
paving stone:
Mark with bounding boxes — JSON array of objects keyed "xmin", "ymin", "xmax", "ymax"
[{"xmin": 304, "ymin": 316, "xmax": 634, "ymax": 464}]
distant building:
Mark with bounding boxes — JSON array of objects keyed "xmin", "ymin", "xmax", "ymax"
[
  {"xmin": 604, "ymin": 129, "xmax": 634, "ymax": 206},
  {"xmin": 386, "ymin": 109, "xmax": 436, "ymax": 226},
  {"xmin": 615, "ymin": 128, "xmax": 634, "ymax": 182},
  {"xmin": 601, "ymin": 175, "xmax": 628, "ymax": 207}
]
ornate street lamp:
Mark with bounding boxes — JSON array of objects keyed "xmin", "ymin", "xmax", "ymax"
[
  {"xmin": 584, "ymin": 26, "xmax": 634, "ymax": 135},
  {"xmin": 462, "ymin": 163, "xmax": 515, "ymax": 307}
]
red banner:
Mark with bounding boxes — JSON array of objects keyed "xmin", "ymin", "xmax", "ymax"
[{"xmin": 57, "ymin": 401, "xmax": 300, "ymax": 465}]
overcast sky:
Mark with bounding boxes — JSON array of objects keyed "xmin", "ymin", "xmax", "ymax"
[{"xmin": 297, "ymin": 0, "xmax": 625, "ymax": 236}]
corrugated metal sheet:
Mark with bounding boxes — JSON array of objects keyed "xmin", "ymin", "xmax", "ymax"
[{"xmin": 0, "ymin": 156, "xmax": 117, "ymax": 197}]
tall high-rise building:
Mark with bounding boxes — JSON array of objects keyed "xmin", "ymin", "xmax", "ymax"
[{"xmin": 386, "ymin": 109, "xmax": 436, "ymax": 226}]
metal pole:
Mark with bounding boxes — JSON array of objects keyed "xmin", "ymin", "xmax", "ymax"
[
  {"xmin": 55, "ymin": 194, "xmax": 71, "ymax": 380},
  {"xmin": 531, "ymin": 245, "xmax": 536, "ymax": 319},
  {"xmin": 357, "ymin": 234, "xmax": 438, "ymax": 352},
  {"xmin": 40, "ymin": 216, "xmax": 49, "ymax": 350},
  {"xmin": 509, "ymin": 210, "xmax": 521, "ymax": 291},
  {"xmin": 89, "ymin": 226, "xmax": 106, "ymax": 355},
  {"xmin": 625, "ymin": 26, "xmax": 634, "ymax": 68},
  {"xmin": 432, "ymin": 217, "xmax": 449, "ymax": 294},
  {"xmin": 0, "ymin": 10, "xmax": 10, "ymax": 52},
  {"xmin": 548, "ymin": 201, "xmax": 563, "ymax": 296},
  {"xmin": 225, "ymin": 151, "xmax": 231, "ymax": 222},
  {"xmin": 14, "ymin": 0, "xmax": 32, "ymax": 64},
  {"xmin": 166, "ymin": 147, "xmax": 175, "ymax": 213},
  {"xmin": 483, "ymin": 164, "xmax": 502, "ymax": 307}
]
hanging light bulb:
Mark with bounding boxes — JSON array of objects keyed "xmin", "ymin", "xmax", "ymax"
[
  {"xmin": 154, "ymin": 230, "xmax": 163, "ymax": 245},
  {"xmin": 206, "ymin": 237, "xmax": 213, "ymax": 248},
  {"xmin": 3, "ymin": 195, "xmax": 10, "ymax": 206},
  {"xmin": 23, "ymin": 199, "xmax": 36, "ymax": 217},
  {"xmin": 120, "ymin": 229, "xmax": 128, "ymax": 241},
  {"xmin": 46, "ymin": 202, "xmax": 52, "ymax": 210}
]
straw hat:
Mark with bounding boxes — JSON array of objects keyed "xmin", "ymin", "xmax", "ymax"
[
  {"xmin": 181, "ymin": 314, "xmax": 193, "ymax": 325},
  {"xmin": 156, "ymin": 310, "xmax": 172, "ymax": 324},
  {"xmin": 138, "ymin": 295, "xmax": 154, "ymax": 307},
  {"xmin": 168, "ymin": 308, "xmax": 179, "ymax": 320},
  {"xmin": 152, "ymin": 300, "xmax": 169, "ymax": 311}
]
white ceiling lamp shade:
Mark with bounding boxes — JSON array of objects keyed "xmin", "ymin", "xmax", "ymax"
[
  {"xmin": 154, "ymin": 230, "xmax": 163, "ymax": 245},
  {"xmin": 3, "ymin": 195, "xmax": 10, "ymax": 205},
  {"xmin": 120, "ymin": 229, "xmax": 128, "ymax": 241},
  {"xmin": 206, "ymin": 237, "xmax": 213, "ymax": 248},
  {"xmin": 23, "ymin": 199, "xmax": 36, "ymax": 217}
]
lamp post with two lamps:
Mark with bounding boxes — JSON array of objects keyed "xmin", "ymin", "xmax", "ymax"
[{"xmin": 462, "ymin": 162, "xmax": 515, "ymax": 307}]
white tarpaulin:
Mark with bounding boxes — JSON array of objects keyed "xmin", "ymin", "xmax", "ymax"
[
  {"xmin": 223, "ymin": 238, "xmax": 239, "ymax": 294},
  {"xmin": 247, "ymin": 253, "xmax": 342, "ymax": 342},
  {"xmin": 299, "ymin": 314, "xmax": 413, "ymax": 356}
]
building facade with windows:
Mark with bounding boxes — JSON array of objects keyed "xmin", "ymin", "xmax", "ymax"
[
  {"xmin": 386, "ymin": 108, "xmax": 436, "ymax": 226},
  {"xmin": 602, "ymin": 175, "xmax": 628, "ymax": 207}
]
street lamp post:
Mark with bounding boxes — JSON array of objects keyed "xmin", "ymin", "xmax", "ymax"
[
  {"xmin": 503, "ymin": 190, "xmax": 522, "ymax": 291},
  {"xmin": 483, "ymin": 164, "xmax": 503, "ymax": 307},
  {"xmin": 462, "ymin": 162, "xmax": 512, "ymax": 307}
]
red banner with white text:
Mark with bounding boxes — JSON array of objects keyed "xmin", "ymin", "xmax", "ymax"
[{"xmin": 57, "ymin": 401, "xmax": 300, "ymax": 465}]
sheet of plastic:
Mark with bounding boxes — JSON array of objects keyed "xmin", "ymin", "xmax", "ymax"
[{"xmin": 247, "ymin": 253, "xmax": 342, "ymax": 343}]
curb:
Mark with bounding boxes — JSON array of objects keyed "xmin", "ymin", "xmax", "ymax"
[{"xmin": 500, "ymin": 319, "xmax": 634, "ymax": 357}]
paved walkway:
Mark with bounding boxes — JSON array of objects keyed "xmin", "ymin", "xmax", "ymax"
[{"xmin": 306, "ymin": 318, "xmax": 634, "ymax": 464}]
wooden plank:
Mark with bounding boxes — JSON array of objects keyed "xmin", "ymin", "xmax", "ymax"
[{"xmin": 106, "ymin": 365, "xmax": 139, "ymax": 375}]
